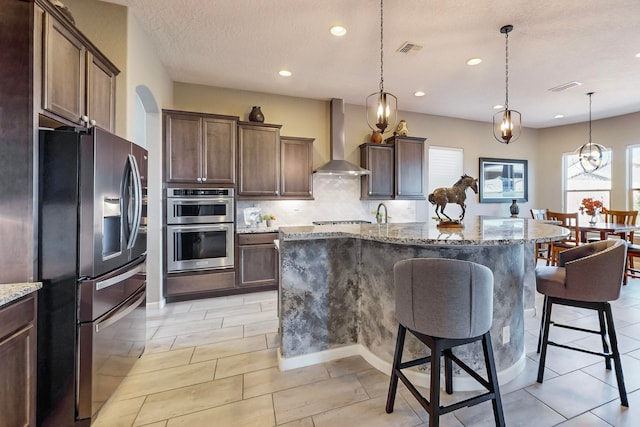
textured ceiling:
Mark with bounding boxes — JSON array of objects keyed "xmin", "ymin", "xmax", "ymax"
[{"xmin": 104, "ymin": 0, "xmax": 640, "ymax": 128}]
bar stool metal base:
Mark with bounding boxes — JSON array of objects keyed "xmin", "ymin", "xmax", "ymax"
[
  {"xmin": 386, "ymin": 324, "xmax": 505, "ymax": 427},
  {"xmin": 537, "ymin": 296, "xmax": 628, "ymax": 407}
]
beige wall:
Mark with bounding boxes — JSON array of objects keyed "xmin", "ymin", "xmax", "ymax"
[{"xmin": 538, "ymin": 111, "xmax": 640, "ymax": 212}]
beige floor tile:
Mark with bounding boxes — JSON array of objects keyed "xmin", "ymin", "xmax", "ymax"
[
  {"xmin": 133, "ymin": 376, "xmax": 243, "ymax": 426},
  {"xmin": 243, "ymin": 290, "xmax": 277, "ymax": 304},
  {"xmin": 356, "ymin": 368, "xmax": 394, "ymax": 398},
  {"xmin": 244, "ymin": 364, "xmax": 329, "ymax": 398},
  {"xmin": 222, "ymin": 310, "xmax": 278, "ymax": 327},
  {"xmin": 93, "ymin": 396, "xmax": 145, "ymax": 427},
  {"xmin": 166, "ymin": 394, "xmax": 275, "ymax": 427},
  {"xmin": 138, "ymin": 422, "xmax": 167, "ymax": 427},
  {"xmin": 591, "ymin": 388, "xmax": 640, "ymax": 426},
  {"xmin": 144, "ymin": 337, "xmax": 176, "ymax": 354},
  {"xmin": 146, "ymin": 310, "xmax": 207, "ymax": 328},
  {"xmin": 261, "ymin": 299, "xmax": 278, "ymax": 312},
  {"xmin": 115, "ymin": 360, "xmax": 216, "ymax": 400},
  {"xmin": 203, "ymin": 301, "xmax": 262, "ymax": 319},
  {"xmin": 245, "ymin": 318, "xmax": 279, "ymax": 337},
  {"xmin": 172, "ymin": 325, "xmax": 244, "ymax": 349},
  {"xmin": 189, "ymin": 294, "xmax": 245, "ymax": 312},
  {"xmin": 324, "ymin": 355, "xmax": 373, "ymax": 378},
  {"xmin": 266, "ymin": 332, "xmax": 280, "ymax": 349},
  {"xmin": 214, "ymin": 348, "xmax": 278, "ymax": 379},
  {"xmin": 277, "ymin": 417, "xmax": 314, "ymax": 427},
  {"xmin": 556, "ymin": 412, "xmax": 612, "ymax": 426},
  {"xmin": 272, "ymin": 374, "xmax": 369, "ymax": 424},
  {"xmin": 312, "ymin": 395, "xmax": 421, "ymax": 427},
  {"xmin": 191, "ymin": 335, "xmax": 267, "ymax": 363},
  {"xmin": 153, "ymin": 317, "xmax": 223, "ymax": 339},
  {"xmin": 129, "ymin": 347, "xmax": 194, "ymax": 375}
]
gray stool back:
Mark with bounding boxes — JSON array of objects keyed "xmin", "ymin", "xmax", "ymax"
[
  {"xmin": 386, "ymin": 258, "xmax": 504, "ymax": 427},
  {"xmin": 395, "ymin": 258, "xmax": 493, "ymax": 339}
]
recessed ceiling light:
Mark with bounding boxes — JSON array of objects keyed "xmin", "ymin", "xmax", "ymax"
[
  {"xmin": 330, "ymin": 26, "xmax": 347, "ymax": 36},
  {"xmin": 635, "ymin": 52, "xmax": 640, "ymax": 58},
  {"xmin": 414, "ymin": 91, "xmax": 425, "ymax": 97},
  {"xmin": 554, "ymin": 114, "xmax": 565, "ymax": 119},
  {"xmin": 466, "ymin": 57, "xmax": 482, "ymax": 65},
  {"xmin": 493, "ymin": 104, "xmax": 503, "ymax": 110},
  {"xmin": 279, "ymin": 70, "xmax": 292, "ymax": 77}
]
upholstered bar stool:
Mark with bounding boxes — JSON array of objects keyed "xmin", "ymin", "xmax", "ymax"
[
  {"xmin": 386, "ymin": 258, "xmax": 505, "ymax": 427},
  {"xmin": 535, "ymin": 239, "xmax": 629, "ymax": 406}
]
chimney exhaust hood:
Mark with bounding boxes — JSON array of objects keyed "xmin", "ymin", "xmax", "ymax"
[{"xmin": 313, "ymin": 98, "xmax": 370, "ymax": 176}]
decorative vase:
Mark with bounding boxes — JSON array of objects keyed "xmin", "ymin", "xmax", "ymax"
[
  {"xmin": 266, "ymin": 219, "xmax": 272, "ymax": 227},
  {"xmin": 248, "ymin": 106, "xmax": 265, "ymax": 123},
  {"xmin": 370, "ymin": 131, "xmax": 383, "ymax": 144},
  {"xmin": 589, "ymin": 214, "xmax": 598, "ymax": 225},
  {"xmin": 509, "ymin": 199, "xmax": 519, "ymax": 217},
  {"xmin": 395, "ymin": 120, "xmax": 409, "ymax": 136}
]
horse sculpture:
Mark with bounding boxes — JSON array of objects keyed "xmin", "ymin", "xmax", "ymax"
[{"xmin": 428, "ymin": 174, "xmax": 478, "ymax": 222}]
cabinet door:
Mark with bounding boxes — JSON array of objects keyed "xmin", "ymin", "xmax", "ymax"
[
  {"xmin": 281, "ymin": 137, "xmax": 314, "ymax": 198},
  {"xmin": 86, "ymin": 52, "xmax": 116, "ymax": 132},
  {"xmin": 395, "ymin": 137, "xmax": 426, "ymax": 199},
  {"xmin": 237, "ymin": 123, "xmax": 281, "ymax": 197},
  {"xmin": 238, "ymin": 243, "xmax": 278, "ymax": 287},
  {"xmin": 203, "ymin": 117, "xmax": 236, "ymax": 184},
  {"xmin": 42, "ymin": 13, "xmax": 85, "ymax": 125},
  {"xmin": 360, "ymin": 144, "xmax": 394, "ymax": 199},
  {"xmin": 0, "ymin": 294, "xmax": 37, "ymax": 427},
  {"xmin": 165, "ymin": 113, "xmax": 202, "ymax": 183}
]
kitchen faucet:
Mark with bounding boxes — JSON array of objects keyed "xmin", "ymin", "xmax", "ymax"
[{"xmin": 376, "ymin": 203, "xmax": 388, "ymax": 224}]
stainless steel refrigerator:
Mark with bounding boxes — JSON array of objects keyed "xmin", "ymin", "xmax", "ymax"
[{"xmin": 37, "ymin": 127, "xmax": 147, "ymax": 427}]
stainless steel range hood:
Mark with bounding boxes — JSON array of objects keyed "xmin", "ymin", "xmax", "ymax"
[{"xmin": 314, "ymin": 98, "xmax": 370, "ymax": 176}]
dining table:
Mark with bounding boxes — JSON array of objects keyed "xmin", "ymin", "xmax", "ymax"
[{"xmin": 577, "ymin": 218, "xmax": 638, "ymax": 242}]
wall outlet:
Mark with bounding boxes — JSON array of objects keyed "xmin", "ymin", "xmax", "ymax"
[{"xmin": 502, "ymin": 326, "xmax": 510, "ymax": 344}]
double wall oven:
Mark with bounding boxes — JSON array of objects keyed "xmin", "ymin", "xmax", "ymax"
[{"xmin": 167, "ymin": 188, "xmax": 235, "ymax": 272}]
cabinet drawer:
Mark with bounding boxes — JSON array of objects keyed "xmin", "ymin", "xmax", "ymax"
[
  {"xmin": 167, "ymin": 270, "xmax": 236, "ymax": 296},
  {"xmin": 238, "ymin": 232, "xmax": 278, "ymax": 246},
  {"xmin": 0, "ymin": 293, "xmax": 36, "ymax": 340}
]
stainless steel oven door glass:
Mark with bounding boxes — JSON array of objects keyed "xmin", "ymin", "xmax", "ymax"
[
  {"xmin": 167, "ymin": 188, "xmax": 234, "ymax": 224},
  {"xmin": 167, "ymin": 223, "xmax": 234, "ymax": 272}
]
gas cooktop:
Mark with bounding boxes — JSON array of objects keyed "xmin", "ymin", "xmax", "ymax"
[{"xmin": 312, "ymin": 220, "xmax": 372, "ymax": 225}]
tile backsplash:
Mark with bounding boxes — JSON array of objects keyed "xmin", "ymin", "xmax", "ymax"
[{"xmin": 237, "ymin": 175, "xmax": 419, "ymax": 227}]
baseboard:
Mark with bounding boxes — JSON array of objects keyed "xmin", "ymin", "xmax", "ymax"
[{"xmin": 146, "ymin": 298, "xmax": 166, "ymax": 310}]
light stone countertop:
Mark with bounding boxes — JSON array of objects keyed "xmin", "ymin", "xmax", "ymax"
[
  {"xmin": 236, "ymin": 226, "xmax": 279, "ymax": 234},
  {"xmin": 278, "ymin": 216, "xmax": 568, "ymax": 246},
  {"xmin": 0, "ymin": 282, "xmax": 42, "ymax": 308}
]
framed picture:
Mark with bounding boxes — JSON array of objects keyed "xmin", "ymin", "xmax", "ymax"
[{"xmin": 479, "ymin": 157, "xmax": 528, "ymax": 203}]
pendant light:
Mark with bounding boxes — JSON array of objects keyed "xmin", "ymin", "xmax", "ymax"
[
  {"xmin": 493, "ymin": 25, "xmax": 521, "ymax": 144},
  {"xmin": 366, "ymin": 0, "xmax": 397, "ymax": 137},
  {"xmin": 576, "ymin": 92, "xmax": 608, "ymax": 173}
]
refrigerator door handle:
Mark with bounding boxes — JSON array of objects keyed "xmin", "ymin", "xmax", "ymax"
[
  {"xmin": 125, "ymin": 154, "xmax": 143, "ymax": 249},
  {"xmin": 95, "ymin": 287, "xmax": 146, "ymax": 333}
]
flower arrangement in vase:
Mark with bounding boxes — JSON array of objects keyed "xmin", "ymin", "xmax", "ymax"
[{"xmin": 579, "ymin": 198, "xmax": 607, "ymax": 224}]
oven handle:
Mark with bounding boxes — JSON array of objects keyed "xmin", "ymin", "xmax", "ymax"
[
  {"xmin": 168, "ymin": 197, "xmax": 233, "ymax": 204},
  {"xmin": 95, "ymin": 287, "xmax": 146, "ymax": 333},
  {"xmin": 168, "ymin": 223, "xmax": 233, "ymax": 231},
  {"xmin": 96, "ymin": 263, "xmax": 144, "ymax": 290}
]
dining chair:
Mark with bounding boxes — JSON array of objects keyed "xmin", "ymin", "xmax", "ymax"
[
  {"xmin": 530, "ymin": 208, "xmax": 551, "ymax": 265},
  {"xmin": 546, "ymin": 211, "xmax": 580, "ymax": 266}
]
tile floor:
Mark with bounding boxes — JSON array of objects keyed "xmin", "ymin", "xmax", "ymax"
[{"xmin": 94, "ymin": 277, "xmax": 640, "ymax": 427}]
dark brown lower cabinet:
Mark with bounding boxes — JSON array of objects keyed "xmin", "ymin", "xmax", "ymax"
[
  {"xmin": 237, "ymin": 233, "xmax": 279, "ymax": 290},
  {"xmin": 166, "ymin": 270, "xmax": 236, "ymax": 302},
  {"xmin": 0, "ymin": 293, "xmax": 37, "ymax": 427}
]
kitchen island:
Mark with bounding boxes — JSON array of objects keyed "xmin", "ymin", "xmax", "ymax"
[{"xmin": 277, "ymin": 217, "xmax": 567, "ymax": 389}]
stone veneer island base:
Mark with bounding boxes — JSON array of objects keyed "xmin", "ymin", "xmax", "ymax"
[{"xmin": 277, "ymin": 218, "xmax": 567, "ymax": 390}]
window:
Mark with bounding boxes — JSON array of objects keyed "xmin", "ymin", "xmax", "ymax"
[
  {"xmin": 563, "ymin": 150, "xmax": 611, "ymax": 211},
  {"xmin": 428, "ymin": 146, "xmax": 463, "ymax": 191},
  {"xmin": 629, "ymin": 145, "xmax": 640, "ymax": 211}
]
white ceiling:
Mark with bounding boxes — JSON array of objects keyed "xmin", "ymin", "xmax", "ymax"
[{"xmin": 104, "ymin": 0, "xmax": 640, "ymax": 128}]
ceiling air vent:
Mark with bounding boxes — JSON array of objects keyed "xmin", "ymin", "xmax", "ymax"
[
  {"xmin": 397, "ymin": 42, "xmax": 423, "ymax": 55},
  {"xmin": 548, "ymin": 81, "xmax": 582, "ymax": 92}
]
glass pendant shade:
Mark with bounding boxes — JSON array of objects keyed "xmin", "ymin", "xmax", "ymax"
[
  {"xmin": 366, "ymin": 91, "xmax": 397, "ymax": 133},
  {"xmin": 493, "ymin": 108, "xmax": 521, "ymax": 144},
  {"xmin": 576, "ymin": 92, "xmax": 608, "ymax": 173}
]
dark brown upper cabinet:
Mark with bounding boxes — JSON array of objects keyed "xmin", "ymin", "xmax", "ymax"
[
  {"xmin": 237, "ymin": 122, "xmax": 282, "ymax": 198},
  {"xmin": 164, "ymin": 110, "xmax": 238, "ymax": 185},
  {"xmin": 360, "ymin": 136, "xmax": 426, "ymax": 200},
  {"xmin": 280, "ymin": 136, "xmax": 314, "ymax": 199},
  {"xmin": 42, "ymin": 11, "xmax": 118, "ymax": 131}
]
